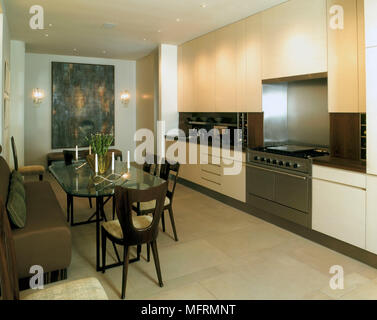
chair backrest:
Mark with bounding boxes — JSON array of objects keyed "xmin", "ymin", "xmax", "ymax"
[
  {"xmin": 10, "ymin": 137, "xmax": 18, "ymax": 171},
  {"xmin": 0, "ymin": 156, "xmax": 11, "ymax": 205},
  {"xmin": 63, "ymin": 149, "xmax": 89, "ymax": 165},
  {"xmin": 114, "ymin": 182, "xmax": 167, "ymax": 246},
  {"xmin": 164, "ymin": 162, "xmax": 180, "ymax": 201},
  {"xmin": 0, "ymin": 198, "xmax": 19, "ymax": 300}
]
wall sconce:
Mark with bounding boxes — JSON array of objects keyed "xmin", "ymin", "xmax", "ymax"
[
  {"xmin": 120, "ymin": 90, "xmax": 130, "ymax": 105},
  {"xmin": 32, "ymin": 88, "xmax": 44, "ymax": 104}
]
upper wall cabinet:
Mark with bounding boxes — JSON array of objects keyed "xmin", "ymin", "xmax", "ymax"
[
  {"xmin": 195, "ymin": 32, "xmax": 216, "ymax": 112},
  {"xmin": 179, "ymin": 40, "xmax": 196, "ymax": 112},
  {"xmin": 245, "ymin": 13, "xmax": 263, "ymax": 112},
  {"xmin": 327, "ymin": 0, "xmax": 366, "ymax": 113},
  {"xmin": 262, "ymin": 0, "xmax": 327, "ymax": 80},
  {"xmin": 215, "ymin": 20, "xmax": 246, "ymax": 112}
]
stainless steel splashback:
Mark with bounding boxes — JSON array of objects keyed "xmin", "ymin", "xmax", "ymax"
[
  {"xmin": 262, "ymin": 78, "xmax": 329, "ymax": 148},
  {"xmin": 262, "ymin": 83, "xmax": 288, "ymax": 146}
]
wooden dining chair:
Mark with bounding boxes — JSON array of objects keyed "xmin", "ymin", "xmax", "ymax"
[
  {"xmin": 0, "ymin": 198, "xmax": 108, "ymax": 300},
  {"xmin": 139, "ymin": 160, "xmax": 180, "ymax": 242},
  {"xmin": 11, "ymin": 136, "xmax": 45, "ymax": 181},
  {"xmin": 101, "ymin": 182, "xmax": 168, "ymax": 299}
]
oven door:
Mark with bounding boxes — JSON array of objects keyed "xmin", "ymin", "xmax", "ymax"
[
  {"xmin": 274, "ymin": 170, "xmax": 309, "ymax": 212},
  {"xmin": 246, "ymin": 163, "xmax": 309, "ymax": 213}
]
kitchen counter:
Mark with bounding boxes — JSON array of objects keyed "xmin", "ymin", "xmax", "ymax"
[{"xmin": 312, "ymin": 156, "xmax": 366, "ymax": 173}]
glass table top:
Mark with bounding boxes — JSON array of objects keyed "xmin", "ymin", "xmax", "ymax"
[{"xmin": 49, "ymin": 160, "xmax": 166, "ymax": 197}]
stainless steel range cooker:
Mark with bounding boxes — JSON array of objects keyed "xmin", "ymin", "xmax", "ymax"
[{"xmin": 246, "ymin": 145, "xmax": 329, "ymax": 228}]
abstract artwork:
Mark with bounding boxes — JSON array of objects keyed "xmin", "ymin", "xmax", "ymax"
[{"xmin": 51, "ymin": 62, "xmax": 115, "ymax": 149}]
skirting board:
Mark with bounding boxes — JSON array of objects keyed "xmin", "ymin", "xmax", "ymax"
[{"xmin": 178, "ymin": 177, "xmax": 377, "ymax": 270}]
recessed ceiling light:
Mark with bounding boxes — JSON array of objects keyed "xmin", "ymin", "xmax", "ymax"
[
  {"xmin": 200, "ymin": 3, "xmax": 207, "ymax": 8},
  {"xmin": 102, "ymin": 22, "xmax": 117, "ymax": 29},
  {"xmin": 143, "ymin": 38, "xmax": 147, "ymax": 41},
  {"xmin": 73, "ymin": 48, "xmax": 77, "ymax": 51},
  {"xmin": 49, "ymin": 23, "xmax": 53, "ymax": 27},
  {"xmin": 102, "ymin": 50, "xmax": 107, "ymax": 54},
  {"xmin": 157, "ymin": 30, "xmax": 161, "ymax": 33},
  {"xmin": 176, "ymin": 18, "xmax": 180, "ymax": 22},
  {"xmin": 45, "ymin": 34, "xmax": 49, "ymax": 37}
]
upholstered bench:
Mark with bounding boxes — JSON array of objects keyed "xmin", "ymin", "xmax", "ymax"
[
  {"xmin": 0, "ymin": 156, "xmax": 72, "ymax": 281},
  {"xmin": 47, "ymin": 149, "xmax": 123, "ymax": 166}
]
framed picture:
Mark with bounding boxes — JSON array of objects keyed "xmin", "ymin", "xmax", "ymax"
[{"xmin": 51, "ymin": 62, "xmax": 115, "ymax": 149}]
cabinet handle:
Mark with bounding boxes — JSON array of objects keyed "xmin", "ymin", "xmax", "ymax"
[
  {"xmin": 201, "ymin": 169, "xmax": 221, "ymax": 176},
  {"xmin": 201, "ymin": 177, "xmax": 222, "ymax": 186}
]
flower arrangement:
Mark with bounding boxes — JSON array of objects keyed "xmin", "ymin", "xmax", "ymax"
[{"xmin": 86, "ymin": 133, "xmax": 114, "ymax": 156}]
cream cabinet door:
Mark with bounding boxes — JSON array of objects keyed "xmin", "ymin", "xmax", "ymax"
[
  {"xmin": 327, "ymin": 0, "xmax": 360, "ymax": 112},
  {"xmin": 366, "ymin": 46, "xmax": 377, "ymax": 175},
  {"xmin": 262, "ymin": 0, "xmax": 327, "ymax": 79},
  {"xmin": 181, "ymin": 40, "xmax": 197, "ymax": 112},
  {"xmin": 215, "ymin": 20, "xmax": 246, "ymax": 112},
  {"xmin": 366, "ymin": 175, "xmax": 377, "ymax": 254},
  {"xmin": 195, "ymin": 32, "xmax": 216, "ymax": 112},
  {"xmin": 312, "ymin": 178, "xmax": 366, "ymax": 249},
  {"xmin": 245, "ymin": 13, "xmax": 262, "ymax": 112}
]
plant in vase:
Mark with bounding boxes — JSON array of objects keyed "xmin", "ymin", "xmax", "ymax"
[{"xmin": 86, "ymin": 133, "xmax": 114, "ymax": 174}]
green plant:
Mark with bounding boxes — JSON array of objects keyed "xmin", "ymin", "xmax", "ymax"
[{"xmin": 86, "ymin": 133, "xmax": 114, "ymax": 156}]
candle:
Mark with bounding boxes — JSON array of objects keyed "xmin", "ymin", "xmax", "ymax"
[
  {"xmin": 127, "ymin": 150, "xmax": 130, "ymax": 170},
  {"xmin": 89, "ymin": 145, "xmax": 91, "ymax": 155},
  {"xmin": 95, "ymin": 154, "xmax": 98, "ymax": 174},
  {"xmin": 75, "ymin": 145, "xmax": 78, "ymax": 161},
  {"xmin": 75, "ymin": 175, "xmax": 78, "ymax": 192},
  {"xmin": 111, "ymin": 152, "xmax": 115, "ymax": 172}
]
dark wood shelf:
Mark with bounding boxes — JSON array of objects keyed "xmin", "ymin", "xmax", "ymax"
[{"xmin": 313, "ymin": 156, "xmax": 366, "ymax": 173}]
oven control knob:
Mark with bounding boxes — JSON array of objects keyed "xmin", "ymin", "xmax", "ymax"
[
  {"xmin": 272, "ymin": 159, "xmax": 277, "ymax": 164},
  {"xmin": 261, "ymin": 157, "xmax": 266, "ymax": 162},
  {"xmin": 266, "ymin": 159, "xmax": 271, "ymax": 163},
  {"xmin": 285, "ymin": 162, "xmax": 291, "ymax": 167},
  {"xmin": 293, "ymin": 163, "xmax": 300, "ymax": 168},
  {"xmin": 278, "ymin": 161, "xmax": 284, "ymax": 166},
  {"xmin": 254, "ymin": 156, "xmax": 259, "ymax": 161}
]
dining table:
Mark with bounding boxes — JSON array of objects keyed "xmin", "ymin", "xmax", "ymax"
[{"xmin": 49, "ymin": 160, "xmax": 166, "ymax": 271}]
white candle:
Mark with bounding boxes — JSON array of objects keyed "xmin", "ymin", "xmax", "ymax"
[
  {"xmin": 127, "ymin": 150, "xmax": 130, "ymax": 170},
  {"xmin": 89, "ymin": 145, "xmax": 91, "ymax": 155},
  {"xmin": 95, "ymin": 154, "xmax": 98, "ymax": 174},
  {"xmin": 111, "ymin": 152, "xmax": 115, "ymax": 172},
  {"xmin": 75, "ymin": 175, "xmax": 78, "ymax": 192},
  {"xmin": 75, "ymin": 145, "xmax": 78, "ymax": 161}
]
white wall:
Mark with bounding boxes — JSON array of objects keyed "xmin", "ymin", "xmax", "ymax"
[
  {"xmin": 10, "ymin": 41, "xmax": 25, "ymax": 168},
  {"xmin": 24, "ymin": 53, "xmax": 136, "ymax": 166},
  {"xmin": 0, "ymin": 11, "xmax": 11, "ymax": 161},
  {"xmin": 159, "ymin": 44, "xmax": 178, "ymax": 135}
]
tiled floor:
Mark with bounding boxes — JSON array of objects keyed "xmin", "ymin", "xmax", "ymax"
[{"xmin": 41, "ymin": 173, "xmax": 377, "ymax": 299}]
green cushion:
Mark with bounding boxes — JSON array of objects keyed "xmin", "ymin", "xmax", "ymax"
[
  {"xmin": 7, "ymin": 188, "xmax": 27, "ymax": 228},
  {"xmin": 10, "ymin": 177, "xmax": 25, "ymax": 200},
  {"xmin": 12, "ymin": 170, "xmax": 23, "ymax": 183}
]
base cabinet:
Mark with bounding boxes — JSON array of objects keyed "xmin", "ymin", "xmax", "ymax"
[
  {"xmin": 312, "ymin": 166, "xmax": 366, "ymax": 249},
  {"xmin": 366, "ymin": 175, "xmax": 377, "ymax": 254}
]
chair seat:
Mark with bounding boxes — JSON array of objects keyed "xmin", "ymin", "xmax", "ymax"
[
  {"xmin": 139, "ymin": 197, "xmax": 170, "ymax": 212},
  {"xmin": 18, "ymin": 165, "xmax": 45, "ymax": 176},
  {"xmin": 21, "ymin": 277, "xmax": 108, "ymax": 300},
  {"xmin": 102, "ymin": 215, "xmax": 153, "ymax": 239}
]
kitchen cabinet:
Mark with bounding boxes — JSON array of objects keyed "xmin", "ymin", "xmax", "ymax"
[
  {"xmin": 180, "ymin": 40, "xmax": 197, "ymax": 112},
  {"xmin": 195, "ymin": 32, "xmax": 216, "ymax": 112},
  {"xmin": 312, "ymin": 165, "xmax": 366, "ymax": 249},
  {"xmin": 327, "ymin": 0, "xmax": 366, "ymax": 113},
  {"xmin": 245, "ymin": 13, "xmax": 263, "ymax": 112},
  {"xmin": 177, "ymin": 46, "xmax": 183, "ymax": 111},
  {"xmin": 366, "ymin": 175, "xmax": 377, "ymax": 254},
  {"xmin": 261, "ymin": 0, "xmax": 327, "ymax": 80},
  {"xmin": 366, "ymin": 46, "xmax": 377, "ymax": 175},
  {"xmin": 215, "ymin": 20, "xmax": 246, "ymax": 112}
]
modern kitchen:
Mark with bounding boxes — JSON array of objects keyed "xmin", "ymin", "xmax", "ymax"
[{"xmin": 164, "ymin": 0, "xmax": 377, "ymax": 270}]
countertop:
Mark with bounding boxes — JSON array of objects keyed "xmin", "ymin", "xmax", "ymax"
[{"xmin": 312, "ymin": 156, "xmax": 366, "ymax": 173}]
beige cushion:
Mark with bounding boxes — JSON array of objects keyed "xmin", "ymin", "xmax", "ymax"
[
  {"xmin": 102, "ymin": 215, "xmax": 153, "ymax": 239},
  {"xmin": 19, "ymin": 165, "xmax": 45, "ymax": 176},
  {"xmin": 21, "ymin": 277, "xmax": 108, "ymax": 300},
  {"xmin": 139, "ymin": 197, "xmax": 170, "ymax": 212}
]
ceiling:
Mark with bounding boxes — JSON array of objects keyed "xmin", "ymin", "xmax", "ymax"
[{"xmin": 4, "ymin": 0, "xmax": 288, "ymax": 60}]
